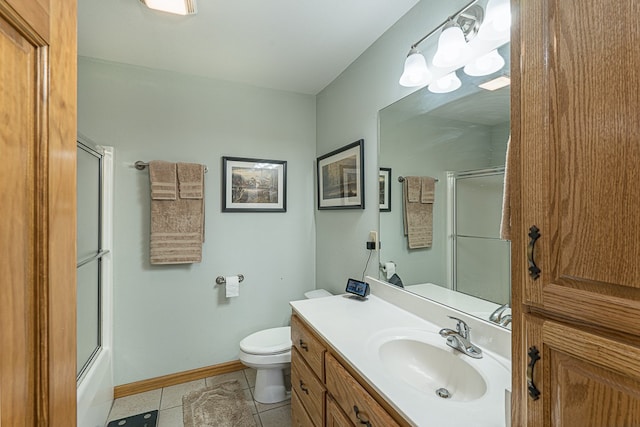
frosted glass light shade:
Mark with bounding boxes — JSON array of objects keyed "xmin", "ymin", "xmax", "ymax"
[
  {"xmin": 478, "ymin": 0, "xmax": 510, "ymax": 40},
  {"xmin": 428, "ymin": 72, "xmax": 462, "ymax": 93},
  {"xmin": 432, "ymin": 25, "xmax": 470, "ymax": 68},
  {"xmin": 140, "ymin": 0, "xmax": 197, "ymax": 15},
  {"xmin": 399, "ymin": 49, "xmax": 432, "ymax": 87},
  {"xmin": 464, "ymin": 50, "xmax": 505, "ymax": 76}
]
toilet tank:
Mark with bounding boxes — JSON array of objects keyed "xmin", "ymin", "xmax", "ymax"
[{"xmin": 304, "ymin": 289, "xmax": 332, "ymax": 299}]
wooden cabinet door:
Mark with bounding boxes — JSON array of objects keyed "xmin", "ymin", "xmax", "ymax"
[
  {"xmin": 513, "ymin": 0, "xmax": 640, "ymax": 333},
  {"xmin": 520, "ymin": 314, "xmax": 640, "ymax": 426},
  {"xmin": 326, "ymin": 395, "xmax": 353, "ymax": 427},
  {"xmin": 0, "ymin": 0, "xmax": 76, "ymax": 425}
]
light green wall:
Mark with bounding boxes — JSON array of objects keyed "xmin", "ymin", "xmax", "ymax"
[
  {"xmin": 315, "ymin": 0, "xmax": 473, "ymax": 294},
  {"xmin": 78, "ymin": 57, "xmax": 316, "ymax": 385}
]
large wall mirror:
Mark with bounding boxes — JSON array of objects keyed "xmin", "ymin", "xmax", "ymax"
[{"xmin": 378, "ymin": 42, "xmax": 511, "ymax": 327}]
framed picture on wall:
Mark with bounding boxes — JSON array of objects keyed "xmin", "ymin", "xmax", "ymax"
[
  {"xmin": 379, "ymin": 167, "xmax": 391, "ymax": 212},
  {"xmin": 222, "ymin": 157, "xmax": 287, "ymax": 212},
  {"xmin": 316, "ymin": 139, "xmax": 364, "ymax": 209}
]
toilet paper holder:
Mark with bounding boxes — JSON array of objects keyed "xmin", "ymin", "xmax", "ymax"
[{"xmin": 215, "ymin": 274, "xmax": 244, "ymax": 285}]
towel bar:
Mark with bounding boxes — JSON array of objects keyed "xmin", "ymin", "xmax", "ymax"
[
  {"xmin": 398, "ymin": 176, "xmax": 438, "ymax": 182},
  {"xmin": 215, "ymin": 274, "xmax": 244, "ymax": 285},
  {"xmin": 135, "ymin": 160, "xmax": 208, "ymax": 173}
]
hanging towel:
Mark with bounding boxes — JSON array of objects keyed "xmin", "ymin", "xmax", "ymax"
[
  {"xmin": 403, "ymin": 176, "xmax": 435, "ymax": 249},
  {"xmin": 177, "ymin": 162, "xmax": 204, "ymax": 199},
  {"xmin": 406, "ymin": 176, "xmax": 421, "ymax": 202},
  {"xmin": 421, "ymin": 177, "xmax": 435, "ymax": 203},
  {"xmin": 149, "ymin": 161, "xmax": 205, "ymax": 264},
  {"xmin": 500, "ymin": 136, "xmax": 512, "ymax": 240},
  {"xmin": 148, "ymin": 160, "xmax": 177, "ymax": 200}
]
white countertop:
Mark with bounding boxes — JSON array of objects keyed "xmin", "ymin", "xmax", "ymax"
[{"xmin": 290, "ymin": 294, "xmax": 510, "ymax": 427}]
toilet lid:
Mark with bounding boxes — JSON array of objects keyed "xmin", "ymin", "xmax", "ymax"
[{"xmin": 240, "ymin": 326, "xmax": 291, "ymax": 355}]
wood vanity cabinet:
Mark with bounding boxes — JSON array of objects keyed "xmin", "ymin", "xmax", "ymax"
[
  {"xmin": 512, "ymin": 0, "xmax": 640, "ymax": 424},
  {"xmin": 290, "ymin": 313, "xmax": 408, "ymax": 427}
]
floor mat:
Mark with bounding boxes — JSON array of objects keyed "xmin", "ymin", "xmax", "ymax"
[{"xmin": 107, "ymin": 410, "xmax": 158, "ymax": 427}]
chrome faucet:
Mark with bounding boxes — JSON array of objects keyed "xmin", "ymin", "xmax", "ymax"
[
  {"xmin": 489, "ymin": 303, "xmax": 512, "ymax": 327},
  {"xmin": 439, "ymin": 316, "xmax": 483, "ymax": 359},
  {"xmin": 489, "ymin": 303, "xmax": 510, "ymax": 323}
]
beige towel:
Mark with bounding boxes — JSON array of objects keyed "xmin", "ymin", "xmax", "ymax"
[
  {"xmin": 149, "ymin": 160, "xmax": 177, "ymax": 200},
  {"xmin": 421, "ymin": 177, "xmax": 435, "ymax": 203},
  {"xmin": 500, "ymin": 136, "xmax": 511, "ymax": 240},
  {"xmin": 403, "ymin": 176, "xmax": 435, "ymax": 249},
  {"xmin": 177, "ymin": 163, "xmax": 204, "ymax": 199},
  {"xmin": 406, "ymin": 176, "xmax": 421, "ymax": 202},
  {"xmin": 149, "ymin": 161, "xmax": 205, "ymax": 264}
]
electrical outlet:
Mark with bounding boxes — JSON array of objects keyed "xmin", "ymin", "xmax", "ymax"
[{"xmin": 366, "ymin": 231, "xmax": 379, "ymax": 250}]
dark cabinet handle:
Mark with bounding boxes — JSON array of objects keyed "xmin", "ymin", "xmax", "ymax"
[
  {"xmin": 353, "ymin": 405, "xmax": 372, "ymax": 426},
  {"xmin": 527, "ymin": 346, "xmax": 541, "ymax": 400},
  {"xmin": 299, "ymin": 380, "xmax": 309, "ymax": 395},
  {"xmin": 527, "ymin": 226, "xmax": 541, "ymax": 280},
  {"xmin": 298, "ymin": 339, "xmax": 308, "ymax": 351}
]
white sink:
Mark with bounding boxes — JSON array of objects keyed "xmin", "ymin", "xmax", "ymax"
[
  {"xmin": 378, "ymin": 337, "xmax": 487, "ymax": 401},
  {"xmin": 367, "ymin": 328, "xmax": 509, "ymax": 403}
]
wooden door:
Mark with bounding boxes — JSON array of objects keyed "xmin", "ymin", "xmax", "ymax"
[
  {"xmin": 0, "ymin": 0, "xmax": 77, "ymax": 425},
  {"xmin": 522, "ymin": 314, "xmax": 640, "ymax": 426},
  {"xmin": 512, "ymin": 0, "xmax": 640, "ymax": 332}
]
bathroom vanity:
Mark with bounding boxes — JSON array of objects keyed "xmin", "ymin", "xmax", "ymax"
[{"xmin": 290, "ymin": 282, "xmax": 511, "ymax": 427}]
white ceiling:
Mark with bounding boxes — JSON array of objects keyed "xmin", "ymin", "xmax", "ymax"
[{"xmin": 78, "ymin": 0, "xmax": 420, "ymax": 95}]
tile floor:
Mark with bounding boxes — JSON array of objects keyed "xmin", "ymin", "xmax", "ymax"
[{"xmin": 106, "ymin": 368, "xmax": 291, "ymax": 427}]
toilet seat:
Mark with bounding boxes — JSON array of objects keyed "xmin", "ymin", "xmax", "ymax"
[{"xmin": 240, "ymin": 326, "xmax": 291, "ymax": 355}]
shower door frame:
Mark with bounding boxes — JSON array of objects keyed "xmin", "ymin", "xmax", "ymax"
[
  {"xmin": 76, "ymin": 135, "xmax": 114, "ymax": 426},
  {"xmin": 446, "ymin": 166, "xmax": 510, "ymax": 303}
]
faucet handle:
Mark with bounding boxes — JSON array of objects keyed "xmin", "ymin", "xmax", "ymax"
[
  {"xmin": 447, "ymin": 316, "xmax": 470, "ymax": 339},
  {"xmin": 489, "ymin": 303, "xmax": 510, "ymax": 322}
]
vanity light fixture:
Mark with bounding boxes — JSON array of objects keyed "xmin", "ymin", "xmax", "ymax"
[
  {"xmin": 432, "ymin": 21, "xmax": 471, "ymax": 68},
  {"xmin": 398, "ymin": 0, "xmax": 483, "ymax": 87},
  {"xmin": 139, "ymin": 0, "xmax": 197, "ymax": 15},
  {"xmin": 478, "ymin": 75, "xmax": 511, "ymax": 91},
  {"xmin": 477, "ymin": 0, "xmax": 510, "ymax": 40},
  {"xmin": 428, "ymin": 71, "xmax": 462, "ymax": 94},
  {"xmin": 463, "ymin": 49, "xmax": 505, "ymax": 76},
  {"xmin": 399, "ymin": 47, "xmax": 433, "ymax": 87}
]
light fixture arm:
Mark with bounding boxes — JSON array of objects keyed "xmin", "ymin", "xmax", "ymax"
[{"xmin": 408, "ymin": 0, "xmax": 479, "ymax": 50}]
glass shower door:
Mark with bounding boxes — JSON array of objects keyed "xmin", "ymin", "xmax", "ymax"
[
  {"xmin": 451, "ymin": 168, "xmax": 510, "ymax": 305},
  {"xmin": 76, "ymin": 141, "xmax": 106, "ymax": 378}
]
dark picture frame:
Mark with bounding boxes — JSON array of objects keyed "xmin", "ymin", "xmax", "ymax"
[
  {"xmin": 379, "ymin": 167, "xmax": 391, "ymax": 212},
  {"xmin": 316, "ymin": 139, "xmax": 364, "ymax": 209},
  {"xmin": 222, "ymin": 157, "xmax": 287, "ymax": 212}
]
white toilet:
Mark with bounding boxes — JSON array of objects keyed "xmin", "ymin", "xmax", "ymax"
[{"xmin": 239, "ymin": 289, "xmax": 332, "ymax": 404}]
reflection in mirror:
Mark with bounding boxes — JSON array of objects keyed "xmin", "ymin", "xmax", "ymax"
[{"xmin": 378, "ymin": 43, "xmax": 510, "ymax": 327}]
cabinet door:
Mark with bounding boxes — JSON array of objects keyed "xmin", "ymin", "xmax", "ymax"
[
  {"xmin": 520, "ymin": 314, "xmax": 640, "ymax": 426},
  {"xmin": 513, "ymin": 0, "xmax": 640, "ymax": 333},
  {"xmin": 327, "ymin": 395, "xmax": 354, "ymax": 427},
  {"xmin": 1, "ymin": 0, "xmax": 77, "ymax": 424}
]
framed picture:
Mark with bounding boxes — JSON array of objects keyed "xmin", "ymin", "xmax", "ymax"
[
  {"xmin": 316, "ymin": 139, "xmax": 364, "ymax": 209},
  {"xmin": 379, "ymin": 168, "xmax": 391, "ymax": 212},
  {"xmin": 222, "ymin": 157, "xmax": 287, "ymax": 212}
]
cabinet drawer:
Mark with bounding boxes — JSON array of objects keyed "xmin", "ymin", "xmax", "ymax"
[
  {"xmin": 291, "ymin": 314, "xmax": 325, "ymax": 379},
  {"xmin": 326, "ymin": 354, "xmax": 400, "ymax": 427},
  {"xmin": 291, "ymin": 388, "xmax": 316, "ymax": 427},
  {"xmin": 291, "ymin": 347, "xmax": 325, "ymax": 426}
]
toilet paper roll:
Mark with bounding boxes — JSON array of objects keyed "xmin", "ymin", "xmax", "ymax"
[
  {"xmin": 225, "ymin": 275, "xmax": 240, "ymax": 298},
  {"xmin": 384, "ymin": 262, "xmax": 396, "ymax": 280}
]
